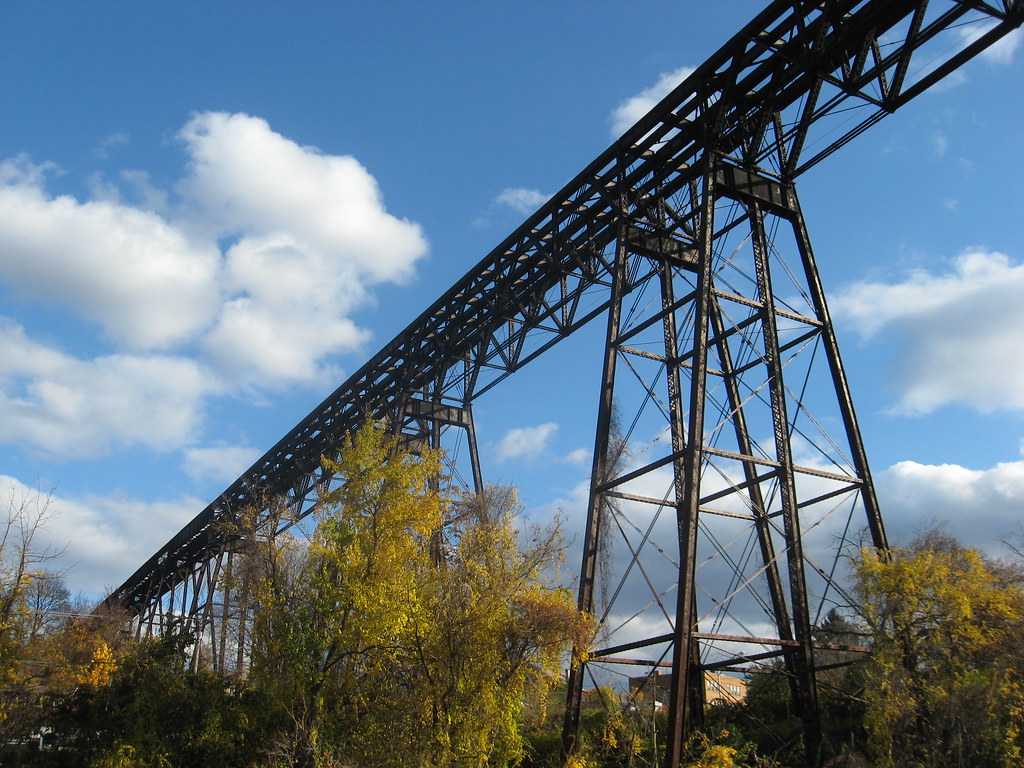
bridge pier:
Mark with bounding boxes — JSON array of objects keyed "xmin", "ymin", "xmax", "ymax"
[{"xmin": 563, "ymin": 156, "xmax": 885, "ymax": 766}]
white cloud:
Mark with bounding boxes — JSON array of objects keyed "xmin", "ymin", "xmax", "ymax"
[
  {"xmin": 178, "ymin": 112, "xmax": 426, "ymax": 284},
  {"xmin": 496, "ymin": 422, "xmax": 559, "ymax": 462},
  {"xmin": 529, "ymin": 436, "xmax": 1024, "ymax": 650},
  {"xmin": 94, "ymin": 132, "xmax": 130, "ymax": 160},
  {"xmin": 832, "ymin": 250, "xmax": 1024, "ymax": 414},
  {"xmin": 120, "ymin": 170, "xmax": 170, "ymax": 213},
  {"xmin": 0, "ymin": 475, "xmax": 202, "ymax": 598},
  {"xmin": 183, "ymin": 444, "xmax": 262, "ymax": 485},
  {"xmin": 877, "ymin": 459, "xmax": 1024, "ymax": 555},
  {"xmin": 201, "ymin": 234, "xmax": 371, "ymax": 385},
  {"xmin": 180, "ymin": 112, "xmax": 428, "ymax": 386},
  {"xmin": 564, "ymin": 447, "xmax": 591, "ymax": 465},
  {"xmin": 494, "ymin": 187, "xmax": 548, "ymax": 215},
  {"xmin": 959, "ymin": 21, "xmax": 1022, "ymax": 66},
  {"xmin": 0, "ymin": 111, "xmax": 430, "ymax": 455},
  {"xmin": 0, "ymin": 321, "xmax": 214, "ymax": 459},
  {"xmin": 0, "ymin": 156, "xmax": 221, "ymax": 350},
  {"xmin": 609, "ymin": 66, "xmax": 696, "ymax": 137}
]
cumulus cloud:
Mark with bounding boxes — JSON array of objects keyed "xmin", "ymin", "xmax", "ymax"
[
  {"xmin": 877, "ymin": 459, "xmax": 1024, "ymax": 555},
  {"xmin": 0, "ymin": 111, "xmax": 429, "ymax": 456},
  {"xmin": 0, "ymin": 156, "xmax": 221, "ymax": 350},
  {"xmin": 544, "ymin": 453, "xmax": 1024, "ymax": 649},
  {"xmin": 609, "ymin": 66, "xmax": 696, "ymax": 137},
  {"xmin": 832, "ymin": 250, "xmax": 1024, "ymax": 414},
  {"xmin": 0, "ymin": 475, "xmax": 202, "ymax": 598},
  {"xmin": 178, "ymin": 112, "xmax": 425, "ymax": 284},
  {"xmin": 181, "ymin": 112, "xmax": 427, "ymax": 385},
  {"xmin": 0, "ymin": 321, "xmax": 214, "ymax": 459},
  {"xmin": 201, "ymin": 234, "xmax": 371, "ymax": 385},
  {"xmin": 496, "ymin": 422, "xmax": 559, "ymax": 462},
  {"xmin": 120, "ymin": 170, "xmax": 170, "ymax": 213},
  {"xmin": 529, "ymin": 437, "xmax": 1024, "ymax": 654}
]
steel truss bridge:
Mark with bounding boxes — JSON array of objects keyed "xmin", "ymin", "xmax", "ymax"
[{"xmin": 105, "ymin": 1, "xmax": 1023, "ymax": 765}]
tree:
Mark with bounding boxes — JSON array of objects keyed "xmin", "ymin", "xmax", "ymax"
[
  {"xmin": 854, "ymin": 532, "xmax": 1024, "ymax": 768},
  {"xmin": 50, "ymin": 631, "xmax": 277, "ymax": 768},
  {"xmin": 380, "ymin": 484, "xmax": 590, "ymax": 767},
  {"xmin": 21, "ymin": 570, "xmax": 71, "ymax": 643},
  {"xmin": 1, "ymin": 487, "xmax": 59, "ymax": 662},
  {"xmin": 247, "ymin": 420, "xmax": 589, "ymax": 767},
  {"xmin": 0, "ymin": 485, "xmax": 67, "ymax": 737},
  {"xmin": 245, "ymin": 420, "xmax": 447, "ymax": 765}
]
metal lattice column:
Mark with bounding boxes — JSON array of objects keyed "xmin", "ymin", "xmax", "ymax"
[{"xmin": 563, "ymin": 158, "xmax": 886, "ymax": 766}]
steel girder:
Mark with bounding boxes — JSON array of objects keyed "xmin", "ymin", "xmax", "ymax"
[{"xmin": 102, "ymin": 0, "xmax": 1023, "ymax": 753}]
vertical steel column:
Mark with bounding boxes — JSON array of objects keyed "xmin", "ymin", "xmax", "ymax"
[
  {"xmin": 562, "ymin": 215, "xmax": 631, "ymax": 760},
  {"xmin": 708, "ymin": 284, "xmax": 807, "ymax": 718},
  {"xmin": 460, "ymin": 357, "xmax": 484, "ymax": 495},
  {"xmin": 234, "ymin": 547, "xmax": 252, "ymax": 675},
  {"xmin": 659, "ymin": 224, "xmax": 707, "ymax": 733},
  {"xmin": 216, "ymin": 548, "xmax": 235, "ymax": 673},
  {"xmin": 664, "ymin": 154, "xmax": 718, "ymax": 768},
  {"xmin": 749, "ymin": 200, "xmax": 821, "ymax": 758}
]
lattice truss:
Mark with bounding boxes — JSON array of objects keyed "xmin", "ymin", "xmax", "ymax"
[
  {"xmin": 106, "ymin": 5, "xmax": 1022, "ymax": 746},
  {"xmin": 567, "ymin": 157, "xmax": 882, "ymax": 736}
]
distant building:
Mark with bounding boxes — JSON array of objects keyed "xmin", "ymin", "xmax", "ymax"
[
  {"xmin": 628, "ymin": 670, "xmax": 747, "ymax": 710},
  {"xmin": 704, "ymin": 671, "xmax": 747, "ymax": 704}
]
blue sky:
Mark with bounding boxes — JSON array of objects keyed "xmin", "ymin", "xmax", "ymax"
[{"xmin": 1, "ymin": 1, "xmax": 1022, "ymax": 599}]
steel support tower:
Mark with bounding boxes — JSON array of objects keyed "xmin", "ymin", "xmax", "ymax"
[
  {"xmin": 560, "ymin": 157, "xmax": 885, "ymax": 764},
  {"xmin": 103, "ymin": 1, "xmax": 1023, "ymax": 765}
]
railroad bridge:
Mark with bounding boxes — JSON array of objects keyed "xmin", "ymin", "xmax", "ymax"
[{"xmin": 103, "ymin": 1, "xmax": 1024, "ymax": 764}]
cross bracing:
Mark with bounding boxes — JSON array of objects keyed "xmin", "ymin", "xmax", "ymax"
[{"xmin": 102, "ymin": 0, "xmax": 1023, "ymax": 764}]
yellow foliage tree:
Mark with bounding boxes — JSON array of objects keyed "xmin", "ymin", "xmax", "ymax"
[
  {"xmin": 856, "ymin": 535, "xmax": 1024, "ymax": 768},
  {"xmin": 78, "ymin": 639, "xmax": 116, "ymax": 689},
  {"xmin": 248, "ymin": 420, "xmax": 444, "ymax": 766},
  {"xmin": 377, "ymin": 484, "xmax": 590, "ymax": 767},
  {"xmin": 248, "ymin": 421, "xmax": 590, "ymax": 768}
]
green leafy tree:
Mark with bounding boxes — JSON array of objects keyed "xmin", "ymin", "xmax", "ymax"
[{"xmin": 49, "ymin": 631, "xmax": 277, "ymax": 768}]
